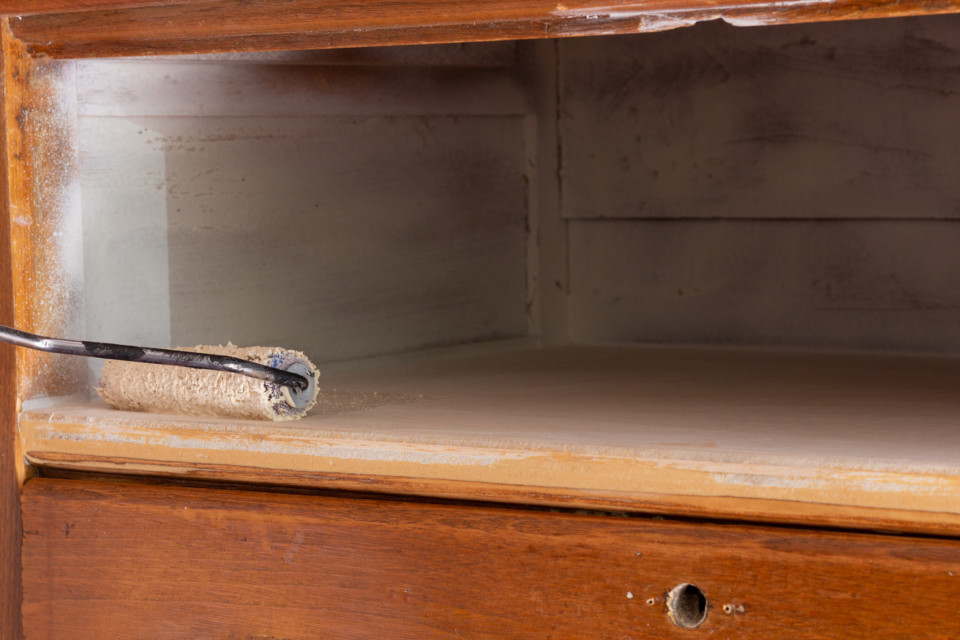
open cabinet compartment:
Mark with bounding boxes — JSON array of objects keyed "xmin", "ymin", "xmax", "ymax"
[{"xmin": 12, "ymin": 15, "xmax": 960, "ymax": 534}]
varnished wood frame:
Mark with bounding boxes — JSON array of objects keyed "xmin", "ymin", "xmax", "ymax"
[
  {"xmin": 0, "ymin": 19, "xmax": 22, "ymax": 640},
  {"xmin": 21, "ymin": 477, "xmax": 960, "ymax": 639},
  {"xmin": 0, "ymin": 17, "xmax": 80, "ymax": 637},
  {"xmin": 6, "ymin": 0, "xmax": 960, "ymax": 59}
]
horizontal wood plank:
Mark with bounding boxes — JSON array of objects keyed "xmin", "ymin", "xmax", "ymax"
[
  {"xmin": 20, "ymin": 477, "xmax": 960, "ymax": 638},
  {"xmin": 569, "ymin": 221, "xmax": 960, "ymax": 352},
  {"xmin": 560, "ymin": 17, "xmax": 960, "ymax": 220},
  {"xmin": 75, "ymin": 58, "xmax": 530, "ymax": 118},
  {"xmin": 0, "ymin": 0, "xmax": 182, "ymax": 15},
  {"xmin": 20, "ymin": 345, "xmax": 960, "ymax": 534},
  {"xmin": 9, "ymin": 0, "xmax": 960, "ymax": 59}
]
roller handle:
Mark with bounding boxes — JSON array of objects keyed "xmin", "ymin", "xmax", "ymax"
[{"xmin": 0, "ymin": 324, "xmax": 309, "ymax": 392}]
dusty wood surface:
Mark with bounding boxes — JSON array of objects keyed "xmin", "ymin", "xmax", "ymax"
[
  {"xmin": 21, "ymin": 477, "xmax": 960, "ymax": 638},
  {"xmin": 0, "ymin": 19, "xmax": 22, "ymax": 640},
  {"xmin": 8, "ymin": 0, "xmax": 960, "ymax": 59},
  {"xmin": 2, "ymin": 34, "xmax": 84, "ymax": 402},
  {"xmin": 21, "ymin": 345, "xmax": 960, "ymax": 534}
]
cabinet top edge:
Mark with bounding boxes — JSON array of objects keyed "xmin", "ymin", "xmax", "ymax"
[{"xmin": 5, "ymin": 0, "xmax": 960, "ymax": 59}]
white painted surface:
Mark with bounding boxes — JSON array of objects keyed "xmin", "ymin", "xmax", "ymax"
[
  {"xmin": 75, "ymin": 52, "xmax": 532, "ymax": 377},
  {"xmin": 76, "ymin": 60, "xmax": 530, "ymax": 118},
  {"xmin": 79, "ymin": 118, "xmax": 171, "ymax": 385},
  {"xmin": 560, "ymin": 16, "xmax": 960, "ymax": 352},
  {"xmin": 71, "ymin": 24, "xmax": 960, "ymax": 396},
  {"xmin": 559, "ymin": 17, "xmax": 960, "ymax": 220},
  {"xmin": 520, "ymin": 40, "xmax": 569, "ymax": 343},
  {"xmin": 143, "ymin": 42, "xmax": 518, "ymax": 67},
  {"xmin": 569, "ymin": 220, "xmax": 960, "ymax": 351},
  {"xmin": 161, "ymin": 115, "xmax": 528, "ymax": 361}
]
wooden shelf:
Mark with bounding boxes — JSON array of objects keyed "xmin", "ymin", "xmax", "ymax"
[
  {"xmin": 20, "ymin": 344, "xmax": 960, "ymax": 533},
  {"xmin": 5, "ymin": 0, "xmax": 960, "ymax": 59}
]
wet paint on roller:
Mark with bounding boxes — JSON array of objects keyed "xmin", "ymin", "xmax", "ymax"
[{"xmin": 97, "ymin": 343, "xmax": 319, "ymax": 421}]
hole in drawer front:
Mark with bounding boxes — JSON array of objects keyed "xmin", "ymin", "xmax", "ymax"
[{"xmin": 667, "ymin": 583, "xmax": 708, "ymax": 629}]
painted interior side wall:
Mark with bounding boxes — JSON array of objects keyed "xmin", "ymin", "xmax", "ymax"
[
  {"xmin": 75, "ymin": 15, "xmax": 960, "ymax": 394},
  {"xmin": 561, "ymin": 16, "xmax": 960, "ymax": 352},
  {"xmin": 77, "ymin": 43, "xmax": 533, "ymax": 383}
]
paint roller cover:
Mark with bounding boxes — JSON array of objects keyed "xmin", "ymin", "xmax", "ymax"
[{"xmin": 97, "ymin": 344, "xmax": 319, "ymax": 421}]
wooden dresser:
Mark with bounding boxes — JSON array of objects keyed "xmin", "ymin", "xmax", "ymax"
[{"xmin": 3, "ymin": 1, "xmax": 960, "ymax": 637}]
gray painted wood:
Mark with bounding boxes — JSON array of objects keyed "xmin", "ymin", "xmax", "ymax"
[
  {"xmin": 569, "ymin": 220, "xmax": 960, "ymax": 352},
  {"xmin": 162, "ymin": 116, "xmax": 528, "ymax": 362},
  {"xmin": 562, "ymin": 17, "xmax": 960, "ymax": 352},
  {"xmin": 79, "ymin": 117, "xmax": 171, "ymax": 373},
  {"xmin": 76, "ymin": 52, "xmax": 532, "ymax": 369},
  {"xmin": 78, "ymin": 22, "xmax": 960, "ymax": 369},
  {"xmin": 76, "ymin": 60, "xmax": 530, "ymax": 118},
  {"xmin": 145, "ymin": 42, "xmax": 518, "ymax": 67},
  {"xmin": 520, "ymin": 40, "xmax": 568, "ymax": 344},
  {"xmin": 559, "ymin": 16, "xmax": 960, "ymax": 220}
]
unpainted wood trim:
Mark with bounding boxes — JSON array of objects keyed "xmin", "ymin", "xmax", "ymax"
[
  {"xmin": 21, "ymin": 477, "xmax": 960, "ymax": 638},
  {"xmin": 26, "ymin": 455, "xmax": 960, "ymax": 537},
  {"xmin": 2, "ymin": 29, "xmax": 84, "ymax": 401},
  {"xmin": 0, "ymin": 0, "xmax": 182, "ymax": 14},
  {"xmin": 20, "ymin": 344, "xmax": 960, "ymax": 537},
  {"xmin": 9, "ymin": 0, "xmax": 960, "ymax": 59},
  {"xmin": 0, "ymin": 18, "xmax": 23, "ymax": 640}
]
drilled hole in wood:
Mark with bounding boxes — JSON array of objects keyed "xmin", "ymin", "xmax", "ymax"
[{"xmin": 667, "ymin": 583, "xmax": 708, "ymax": 629}]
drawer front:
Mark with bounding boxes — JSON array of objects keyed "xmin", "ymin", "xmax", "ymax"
[{"xmin": 22, "ymin": 478, "xmax": 960, "ymax": 639}]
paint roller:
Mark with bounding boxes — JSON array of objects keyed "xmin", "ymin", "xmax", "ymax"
[{"xmin": 0, "ymin": 325, "xmax": 319, "ymax": 421}]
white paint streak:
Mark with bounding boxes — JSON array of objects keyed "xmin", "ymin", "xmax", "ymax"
[
  {"xmin": 30, "ymin": 422, "xmax": 538, "ymax": 467},
  {"xmin": 551, "ymin": 0, "xmax": 831, "ymax": 31},
  {"xmin": 711, "ymin": 472, "xmax": 828, "ymax": 491},
  {"xmin": 711, "ymin": 469, "xmax": 950, "ymax": 495}
]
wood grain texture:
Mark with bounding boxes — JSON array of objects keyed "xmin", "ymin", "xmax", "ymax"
[
  {"xmin": 10, "ymin": 0, "xmax": 960, "ymax": 59},
  {"xmin": 0, "ymin": 18, "xmax": 22, "ymax": 640},
  {"xmin": 0, "ymin": 0, "xmax": 190, "ymax": 15},
  {"xmin": 559, "ymin": 17, "xmax": 960, "ymax": 220},
  {"xmin": 3, "ymin": 33, "xmax": 85, "ymax": 402},
  {"xmin": 21, "ymin": 477, "xmax": 960, "ymax": 638},
  {"xmin": 20, "ymin": 345, "xmax": 960, "ymax": 534}
]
